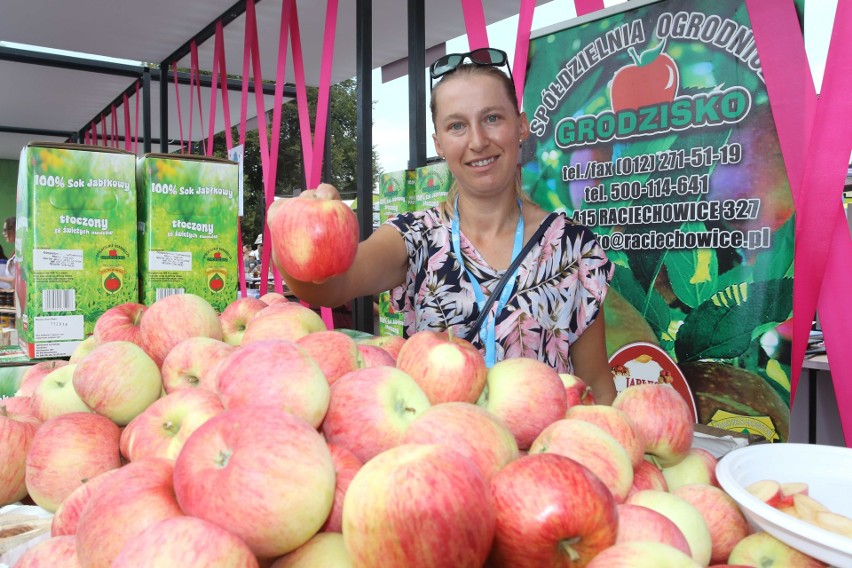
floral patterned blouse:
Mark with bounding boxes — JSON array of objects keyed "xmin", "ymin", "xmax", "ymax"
[{"xmin": 388, "ymin": 207, "xmax": 614, "ymax": 373}]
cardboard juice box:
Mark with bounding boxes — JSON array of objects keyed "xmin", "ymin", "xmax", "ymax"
[
  {"xmin": 378, "ymin": 169, "xmax": 412, "ymax": 222},
  {"xmin": 377, "ymin": 170, "xmax": 413, "ymax": 336},
  {"xmin": 136, "ymin": 154, "xmax": 239, "ymax": 313},
  {"xmin": 15, "ymin": 143, "xmax": 138, "ymax": 359},
  {"xmin": 378, "ymin": 289, "xmax": 404, "ymax": 337},
  {"xmin": 415, "ymin": 161, "xmax": 453, "ymax": 210}
]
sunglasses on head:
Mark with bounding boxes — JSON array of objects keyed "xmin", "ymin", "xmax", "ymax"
[{"xmin": 429, "ymin": 48, "xmax": 512, "ymax": 89}]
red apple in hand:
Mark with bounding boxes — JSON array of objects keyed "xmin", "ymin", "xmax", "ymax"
[
  {"xmin": 268, "ymin": 185, "xmax": 359, "ymax": 283},
  {"xmin": 610, "ymin": 40, "xmax": 679, "ymax": 112}
]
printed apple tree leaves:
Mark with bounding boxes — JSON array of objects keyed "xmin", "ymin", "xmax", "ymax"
[{"xmin": 674, "ymin": 278, "xmax": 793, "ymax": 363}]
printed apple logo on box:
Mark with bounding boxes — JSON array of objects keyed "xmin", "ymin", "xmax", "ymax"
[
  {"xmin": 103, "ymin": 271, "xmax": 122, "ymax": 293},
  {"xmin": 610, "ymin": 39, "xmax": 679, "ymax": 112},
  {"xmin": 208, "ymin": 272, "xmax": 225, "ymax": 293},
  {"xmin": 609, "ymin": 341, "xmax": 697, "ymax": 422}
]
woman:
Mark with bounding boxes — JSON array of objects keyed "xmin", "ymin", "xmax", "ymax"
[{"xmin": 282, "ymin": 50, "xmax": 616, "ymax": 403}]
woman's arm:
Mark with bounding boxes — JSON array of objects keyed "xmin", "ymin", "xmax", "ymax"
[
  {"xmin": 569, "ymin": 307, "xmax": 617, "ymax": 405},
  {"xmin": 274, "ymin": 185, "xmax": 409, "ymax": 308}
]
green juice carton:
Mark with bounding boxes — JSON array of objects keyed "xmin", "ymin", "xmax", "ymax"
[
  {"xmin": 378, "ymin": 169, "xmax": 411, "ymax": 222},
  {"xmin": 377, "ymin": 170, "xmax": 413, "ymax": 337},
  {"xmin": 415, "ymin": 161, "xmax": 453, "ymax": 210},
  {"xmin": 136, "ymin": 154, "xmax": 239, "ymax": 313},
  {"xmin": 15, "ymin": 143, "xmax": 138, "ymax": 359}
]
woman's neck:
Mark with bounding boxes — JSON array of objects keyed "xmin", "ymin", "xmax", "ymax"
[{"xmin": 456, "ymin": 192, "xmax": 520, "ymax": 242}]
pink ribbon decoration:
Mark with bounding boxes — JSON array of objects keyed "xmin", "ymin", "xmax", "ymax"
[
  {"xmin": 512, "ymin": 0, "xmax": 536, "ymax": 106},
  {"xmin": 749, "ymin": 0, "xmax": 852, "ymax": 444},
  {"xmin": 189, "ymin": 42, "xmax": 206, "ymax": 155},
  {"xmin": 201, "ymin": 21, "xmax": 246, "ymax": 297},
  {"xmin": 574, "ymin": 0, "xmax": 604, "ymax": 17},
  {"xmin": 458, "ymin": 0, "xmax": 536, "ymax": 110},
  {"xmin": 100, "ymin": 114, "xmax": 107, "ymax": 147},
  {"xmin": 206, "ymin": 21, "xmax": 234, "ymax": 156},
  {"xmin": 123, "ymin": 94, "xmax": 132, "ymax": 152},
  {"xmin": 255, "ymin": 0, "xmax": 293, "ymax": 298},
  {"xmin": 111, "ymin": 105, "xmax": 119, "ymax": 148},
  {"xmin": 173, "ymin": 62, "xmax": 186, "ymax": 153},
  {"xmin": 134, "ymin": 81, "xmax": 140, "ymax": 154},
  {"xmin": 290, "ymin": 0, "xmax": 339, "ymax": 329},
  {"xmin": 461, "ymin": 0, "xmax": 490, "ymax": 51}
]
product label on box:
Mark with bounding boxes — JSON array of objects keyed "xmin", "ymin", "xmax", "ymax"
[
  {"xmin": 149, "ymin": 251, "xmax": 193, "ymax": 271},
  {"xmin": 415, "ymin": 163, "xmax": 453, "ymax": 210},
  {"xmin": 137, "ymin": 155, "xmax": 239, "ymax": 312},
  {"xmin": 33, "ymin": 249, "xmax": 84, "ymax": 271},
  {"xmin": 34, "ymin": 315, "xmax": 84, "ymax": 341},
  {"xmin": 378, "ymin": 290, "xmax": 404, "ymax": 336},
  {"xmin": 16, "ymin": 144, "xmax": 139, "ymax": 358},
  {"xmin": 34, "ymin": 340, "xmax": 80, "ymax": 359}
]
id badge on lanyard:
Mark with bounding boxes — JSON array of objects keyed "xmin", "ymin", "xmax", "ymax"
[{"xmin": 451, "ymin": 197, "xmax": 524, "ymax": 367}]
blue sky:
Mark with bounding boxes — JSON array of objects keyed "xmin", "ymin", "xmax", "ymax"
[{"xmin": 371, "ymin": 0, "xmax": 837, "ymax": 175}]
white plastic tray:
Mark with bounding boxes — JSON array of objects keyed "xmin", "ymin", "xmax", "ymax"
[{"xmin": 717, "ymin": 443, "xmax": 852, "ymax": 568}]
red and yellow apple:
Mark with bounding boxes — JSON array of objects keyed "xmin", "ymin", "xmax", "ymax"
[
  {"xmin": 395, "ymin": 330, "xmax": 487, "ymax": 404},
  {"xmin": 489, "ymin": 452, "xmax": 618, "ymax": 567},
  {"xmin": 139, "ymin": 293, "xmax": 223, "ymax": 366},
  {"xmin": 268, "ymin": 190, "xmax": 359, "ymax": 283},
  {"xmin": 173, "ymin": 406, "xmax": 336, "ymax": 558},
  {"xmin": 25, "ymin": 412, "xmax": 121, "ymax": 512},
  {"xmin": 322, "ymin": 366, "xmax": 431, "ymax": 462},
  {"xmin": 476, "ymin": 357, "xmax": 567, "ymax": 450},
  {"xmin": 343, "ymin": 444, "xmax": 495, "ymax": 568}
]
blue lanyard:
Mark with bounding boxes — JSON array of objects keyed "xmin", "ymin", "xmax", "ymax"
[{"xmin": 451, "ymin": 197, "xmax": 524, "ymax": 367}]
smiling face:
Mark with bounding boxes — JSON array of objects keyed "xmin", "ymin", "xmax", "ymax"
[{"xmin": 432, "ymin": 71, "xmax": 529, "ymax": 201}]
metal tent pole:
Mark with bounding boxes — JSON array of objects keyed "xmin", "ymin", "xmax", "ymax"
[
  {"xmin": 353, "ymin": 0, "xmax": 374, "ymax": 333},
  {"xmin": 407, "ymin": 0, "xmax": 427, "ymax": 169}
]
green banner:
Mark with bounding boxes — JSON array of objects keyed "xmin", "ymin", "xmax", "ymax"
[{"xmin": 522, "ymin": 0, "xmax": 795, "ymax": 442}]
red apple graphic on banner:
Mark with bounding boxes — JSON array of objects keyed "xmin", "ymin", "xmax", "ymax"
[{"xmin": 610, "ymin": 39, "xmax": 679, "ymax": 112}]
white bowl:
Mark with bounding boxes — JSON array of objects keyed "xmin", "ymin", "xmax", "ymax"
[{"xmin": 716, "ymin": 443, "xmax": 852, "ymax": 568}]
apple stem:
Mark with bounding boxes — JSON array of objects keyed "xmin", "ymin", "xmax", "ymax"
[
  {"xmin": 627, "ymin": 47, "xmax": 641, "ymax": 66},
  {"xmin": 161, "ymin": 420, "xmax": 179, "ymax": 434},
  {"xmin": 559, "ymin": 537, "xmax": 582, "ymax": 562},
  {"xmin": 215, "ymin": 448, "xmax": 233, "ymax": 468}
]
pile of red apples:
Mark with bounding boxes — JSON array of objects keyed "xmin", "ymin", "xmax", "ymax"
[{"xmin": 0, "ymin": 292, "xmax": 827, "ymax": 567}]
